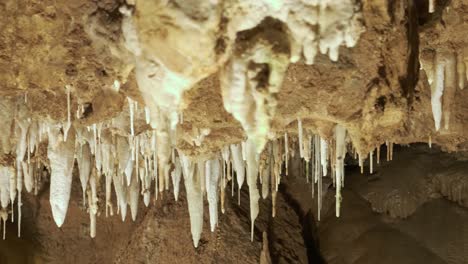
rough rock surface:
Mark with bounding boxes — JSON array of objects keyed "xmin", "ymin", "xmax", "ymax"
[
  {"xmin": 0, "ymin": 1, "xmax": 467, "ymax": 156},
  {"xmin": 1, "ymin": 0, "xmax": 468, "ymax": 263}
]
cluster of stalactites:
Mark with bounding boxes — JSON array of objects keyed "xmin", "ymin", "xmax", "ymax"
[
  {"xmin": 0, "ymin": 106, "xmax": 277, "ymax": 246},
  {"xmin": 297, "ymin": 119, "xmax": 331, "ymax": 219},
  {"xmin": 0, "ymin": 115, "xmax": 61, "ymax": 239},
  {"xmin": 295, "ymin": 119, "xmax": 397, "ymax": 219},
  {"xmin": 0, "ymin": 91, "xmax": 403, "ymax": 246},
  {"xmin": 420, "ymin": 49, "xmax": 466, "ymax": 132},
  {"xmin": 0, "ymin": 114, "xmax": 401, "ymax": 249}
]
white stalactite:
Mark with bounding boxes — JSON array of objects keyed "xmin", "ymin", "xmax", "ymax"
[
  {"xmin": 231, "ymin": 144, "xmax": 245, "ymax": 205},
  {"xmin": 0, "ymin": 166, "xmax": 11, "ymax": 239},
  {"xmin": 197, "ymin": 161, "xmax": 206, "ymax": 196},
  {"xmin": 63, "ymin": 85, "xmax": 72, "ymax": 142},
  {"xmin": 114, "ymin": 170, "xmax": 127, "ymax": 222},
  {"xmin": 320, "ymin": 138, "xmax": 328, "ymax": 176},
  {"xmin": 171, "ymin": 157, "xmax": 182, "ymax": 201},
  {"xmin": 129, "ymin": 168, "xmax": 140, "ymax": 222},
  {"xmin": 181, "ymin": 155, "xmax": 203, "ymax": 248},
  {"xmin": 442, "ymin": 52, "xmax": 456, "ymax": 131},
  {"xmin": 284, "ymin": 132, "xmax": 289, "ymax": 176},
  {"xmin": 88, "ymin": 170, "xmax": 98, "ymax": 238},
  {"xmin": 205, "ymin": 158, "xmax": 220, "ymax": 232},
  {"xmin": 145, "ymin": 107, "xmax": 151, "ymax": 124},
  {"xmin": 48, "ymin": 125, "xmax": 75, "ymax": 227},
  {"xmin": 334, "ymin": 124, "xmax": 346, "ymax": 217},
  {"xmin": 422, "ymin": 50, "xmax": 458, "ymax": 131},
  {"xmin": 298, "ymin": 118, "xmax": 304, "ymax": 158},
  {"xmin": 15, "ymin": 117, "xmax": 29, "ymax": 237},
  {"xmin": 221, "ymin": 146, "xmax": 230, "ymax": 213},
  {"xmin": 22, "ymin": 162, "xmax": 32, "ymax": 194},
  {"xmin": 77, "ymin": 142, "xmax": 92, "ymax": 206},
  {"xmin": 245, "ymin": 139, "xmax": 260, "ymax": 241},
  {"xmin": 0, "ymin": 167, "xmax": 10, "ymax": 210},
  {"xmin": 316, "ymin": 136, "xmax": 322, "ymax": 221},
  {"xmin": 128, "ymin": 97, "xmax": 135, "ymax": 136}
]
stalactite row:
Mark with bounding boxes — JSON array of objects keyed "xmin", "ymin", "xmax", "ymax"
[
  {"xmin": 0, "ymin": 116, "xmax": 63, "ymax": 239},
  {"xmin": 0, "ymin": 93, "xmax": 401, "ymax": 249},
  {"xmin": 294, "ymin": 120, "xmax": 397, "ymax": 220}
]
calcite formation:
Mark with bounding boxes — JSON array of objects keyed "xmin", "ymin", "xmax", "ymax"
[{"xmin": 0, "ymin": 0, "xmax": 467, "ymax": 252}]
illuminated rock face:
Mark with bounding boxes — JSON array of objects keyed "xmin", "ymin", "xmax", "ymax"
[
  {"xmin": 0, "ymin": 1, "xmax": 467, "ymax": 261},
  {"xmin": 119, "ymin": 0, "xmax": 364, "ymax": 156}
]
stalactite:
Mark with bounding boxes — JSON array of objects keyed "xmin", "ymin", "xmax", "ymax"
[
  {"xmin": 304, "ymin": 134, "xmax": 311, "ymax": 183},
  {"xmin": 22, "ymin": 162, "xmax": 32, "ymax": 194},
  {"xmin": 298, "ymin": 118, "xmax": 304, "ymax": 158},
  {"xmin": 0, "ymin": 167, "xmax": 10, "ymax": 211},
  {"xmin": 284, "ymin": 132, "xmax": 289, "ymax": 176},
  {"xmin": 93, "ymin": 124, "xmax": 98, "ymax": 157},
  {"xmin": 358, "ymin": 153, "xmax": 364, "ymax": 174},
  {"xmin": 313, "ymin": 136, "xmax": 319, "ymax": 184},
  {"xmin": 63, "ymin": 85, "xmax": 72, "ymax": 142},
  {"xmin": 221, "ymin": 147, "xmax": 230, "ymax": 214},
  {"xmin": 171, "ymin": 157, "xmax": 182, "ymax": 201},
  {"xmin": 370, "ymin": 150, "xmax": 373, "ymax": 174},
  {"xmin": 48, "ymin": 125, "xmax": 75, "ymax": 227},
  {"xmin": 106, "ymin": 168, "xmax": 114, "ymax": 216},
  {"xmin": 316, "ymin": 136, "xmax": 322, "ymax": 221},
  {"xmin": 128, "ymin": 97, "xmax": 135, "ymax": 136},
  {"xmin": 164, "ymin": 162, "xmax": 170, "ymax": 191},
  {"xmin": 320, "ymin": 138, "xmax": 328, "ymax": 177},
  {"xmin": 231, "ymin": 160, "xmax": 235, "ymax": 197},
  {"xmin": 197, "ymin": 161, "xmax": 206, "ymax": 196},
  {"xmin": 274, "ymin": 139, "xmax": 282, "ymax": 188},
  {"xmin": 0, "ymin": 167, "xmax": 11, "ymax": 239},
  {"xmin": 386, "ymin": 141, "xmax": 390, "ymax": 161},
  {"xmin": 271, "ymin": 141, "xmax": 280, "ymax": 217},
  {"xmin": 15, "ymin": 117, "xmax": 29, "ymax": 237},
  {"xmin": 129, "ymin": 167, "xmax": 140, "ymax": 222},
  {"xmin": 88, "ymin": 169, "xmax": 98, "ymax": 238},
  {"xmin": 145, "ymin": 107, "xmax": 151, "ymax": 124},
  {"xmin": 334, "ymin": 124, "xmax": 346, "ymax": 217},
  {"xmin": 442, "ymin": 52, "xmax": 457, "ymax": 131},
  {"xmin": 0, "ymin": 209, "xmax": 6, "ymax": 240},
  {"xmin": 262, "ymin": 143, "xmax": 272, "ymax": 199},
  {"xmin": 113, "ymin": 170, "xmax": 128, "ymax": 222},
  {"xmin": 387, "ymin": 142, "xmax": 394, "ymax": 161},
  {"xmin": 100, "ymin": 135, "xmax": 115, "ymax": 217},
  {"xmin": 117, "ymin": 136, "xmax": 132, "ymax": 188},
  {"xmin": 205, "ymin": 158, "xmax": 220, "ymax": 232},
  {"xmin": 261, "ymin": 165, "xmax": 269, "ymax": 200},
  {"xmin": 422, "ymin": 50, "xmax": 460, "ymax": 131},
  {"xmin": 377, "ymin": 145, "xmax": 381, "ymax": 164},
  {"xmin": 330, "ymin": 139, "xmax": 336, "ymax": 188},
  {"xmin": 181, "ymin": 155, "xmax": 203, "ymax": 248},
  {"xmin": 245, "ymin": 139, "xmax": 260, "ymax": 241},
  {"xmin": 271, "ymin": 164, "xmax": 277, "ymax": 218},
  {"xmin": 142, "ymin": 156, "xmax": 151, "ymax": 207},
  {"xmin": 150, "ymin": 131, "xmax": 158, "ymax": 203},
  {"xmin": 87, "ymin": 188, "xmax": 96, "ymax": 239},
  {"xmin": 231, "ymin": 144, "xmax": 245, "ymax": 205},
  {"xmin": 135, "ymin": 136, "xmax": 139, "ymax": 185},
  {"xmin": 77, "ymin": 142, "xmax": 92, "ymax": 206}
]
